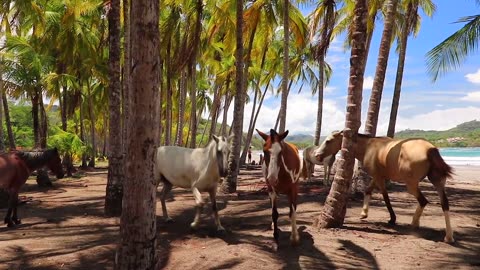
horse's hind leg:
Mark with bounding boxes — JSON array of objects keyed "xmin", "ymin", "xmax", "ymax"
[
  {"xmin": 208, "ymin": 188, "xmax": 224, "ymax": 231},
  {"xmin": 377, "ymin": 180, "xmax": 396, "ymax": 225},
  {"xmin": 407, "ymin": 183, "xmax": 429, "ymax": 228},
  {"xmin": 190, "ymin": 187, "xmax": 204, "ymax": 229},
  {"xmin": 429, "ymin": 176, "xmax": 454, "ymax": 243},
  {"xmin": 159, "ymin": 177, "xmax": 173, "ymax": 222}
]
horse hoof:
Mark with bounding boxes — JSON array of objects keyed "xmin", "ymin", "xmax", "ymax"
[
  {"xmin": 190, "ymin": 222, "xmax": 199, "ymax": 229},
  {"xmin": 217, "ymin": 225, "xmax": 225, "ymax": 232},
  {"xmin": 388, "ymin": 220, "xmax": 396, "ymax": 226},
  {"xmin": 165, "ymin": 217, "xmax": 174, "ymax": 223},
  {"xmin": 444, "ymin": 235, "xmax": 455, "ymax": 244},
  {"xmin": 6, "ymin": 222, "xmax": 15, "ymax": 228},
  {"xmin": 360, "ymin": 213, "xmax": 368, "ymax": 219},
  {"xmin": 411, "ymin": 222, "xmax": 420, "ymax": 229},
  {"xmin": 290, "ymin": 236, "xmax": 300, "ymax": 246},
  {"xmin": 13, "ymin": 219, "xmax": 21, "ymax": 225}
]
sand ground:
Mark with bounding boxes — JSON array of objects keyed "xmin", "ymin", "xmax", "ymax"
[{"xmin": 0, "ymin": 165, "xmax": 479, "ymax": 269}]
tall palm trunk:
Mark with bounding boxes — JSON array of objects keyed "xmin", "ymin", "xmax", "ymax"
[
  {"xmin": 79, "ymin": 100, "xmax": 88, "ymax": 168},
  {"xmin": 317, "ymin": 0, "xmax": 367, "ymax": 228},
  {"xmin": 165, "ymin": 40, "xmax": 173, "ymax": 146},
  {"xmin": 31, "ymin": 91, "xmax": 40, "ymax": 149},
  {"xmin": 208, "ymin": 83, "xmax": 223, "ymax": 140},
  {"xmin": 220, "ymin": 93, "xmax": 232, "ymax": 136},
  {"xmin": 364, "ymin": 0, "xmax": 399, "ymax": 136},
  {"xmin": 116, "ymin": 0, "xmax": 160, "ymax": 266},
  {"xmin": 387, "ymin": 3, "xmax": 416, "ymax": 138},
  {"xmin": 278, "ymin": 0, "xmax": 290, "ymax": 133},
  {"xmin": 189, "ymin": 66, "xmax": 197, "ymax": 148},
  {"xmin": 314, "ymin": 54, "xmax": 325, "ymax": 146},
  {"xmin": 222, "ymin": 0, "xmax": 244, "ymax": 193},
  {"xmin": 105, "ymin": 0, "xmax": 123, "ymax": 217},
  {"xmin": 3, "ymin": 92, "xmax": 15, "ymax": 149},
  {"xmin": 39, "ymin": 94, "xmax": 47, "ymax": 148},
  {"xmin": 0, "ymin": 76, "xmax": 5, "ymax": 151},
  {"xmin": 122, "ymin": 0, "xmax": 131, "ymax": 155},
  {"xmin": 175, "ymin": 70, "xmax": 187, "ymax": 146},
  {"xmin": 87, "ymin": 84, "xmax": 96, "ymax": 167}
]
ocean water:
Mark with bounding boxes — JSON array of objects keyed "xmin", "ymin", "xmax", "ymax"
[
  {"xmin": 252, "ymin": 148, "xmax": 480, "ymax": 166},
  {"xmin": 439, "ymin": 147, "xmax": 480, "ymax": 166}
]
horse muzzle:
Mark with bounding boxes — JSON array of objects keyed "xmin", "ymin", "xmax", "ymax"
[{"xmin": 315, "ymin": 154, "xmax": 324, "ymax": 163}]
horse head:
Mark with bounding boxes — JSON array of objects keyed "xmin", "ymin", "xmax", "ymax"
[
  {"xmin": 212, "ymin": 135, "xmax": 232, "ymax": 177},
  {"xmin": 315, "ymin": 130, "xmax": 343, "ymax": 162},
  {"xmin": 256, "ymin": 129, "xmax": 289, "ymax": 186},
  {"xmin": 46, "ymin": 148, "xmax": 65, "ymax": 179}
]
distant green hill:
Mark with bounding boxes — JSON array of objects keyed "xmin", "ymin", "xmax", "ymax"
[{"xmin": 395, "ymin": 120, "xmax": 480, "ymax": 147}]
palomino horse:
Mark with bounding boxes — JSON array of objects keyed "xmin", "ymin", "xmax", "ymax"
[
  {"xmin": 303, "ymin": 145, "xmax": 336, "ymax": 185},
  {"xmin": 314, "ymin": 131, "xmax": 454, "ymax": 243},
  {"xmin": 155, "ymin": 135, "xmax": 231, "ymax": 231},
  {"xmin": 256, "ymin": 129, "xmax": 303, "ymax": 245},
  {"xmin": 0, "ymin": 148, "xmax": 64, "ymax": 227}
]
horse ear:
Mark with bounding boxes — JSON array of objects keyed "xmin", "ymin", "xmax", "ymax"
[
  {"xmin": 279, "ymin": 130, "xmax": 289, "ymax": 141},
  {"xmin": 212, "ymin": 135, "xmax": 219, "ymax": 143},
  {"xmin": 256, "ymin": 129, "xmax": 268, "ymax": 141},
  {"xmin": 227, "ymin": 134, "xmax": 234, "ymax": 142}
]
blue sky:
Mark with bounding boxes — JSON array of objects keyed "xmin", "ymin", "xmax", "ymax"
[{"xmin": 228, "ymin": 1, "xmax": 480, "ymax": 136}]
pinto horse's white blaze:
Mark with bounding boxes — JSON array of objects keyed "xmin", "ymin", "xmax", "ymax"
[{"xmin": 267, "ymin": 142, "xmax": 282, "ymax": 185}]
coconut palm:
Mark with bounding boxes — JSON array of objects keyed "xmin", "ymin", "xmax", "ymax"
[
  {"xmin": 387, "ymin": 0, "xmax": 435, "ymax": 137},
  {"xmin": 116, "ymin": 0, "xmax": 160, "ymax": 267},
  {"xmin": 317, "ymin": 0, "xmax": 368, "ymax": 228},
  {"xmin": 426, "ymin": 10, "xmax": 480, "ymax": 80}
]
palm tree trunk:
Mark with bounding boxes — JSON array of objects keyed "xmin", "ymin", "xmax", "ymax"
[
  {"xmin": 208, "ymin": 83, "xmax": 223, "ymax": 140},
  {"xmin": 317, "ymin": 0, "xmax": 367, "ymax": 228},
  {"xmin": 189, "ymin": 65, "xmax": 197, "ymax": 148},
  {"xmin": 122, "ymin": 0, "xmax": 131, "ymax": 156},
  {"xmin": 278, "ymin": 0, "xmax": 290, "ymax": 133},
  {"xmin": 221, "ymin": 0, "xmax": 244, "ymax": 193},
  {"xmin": 364, "ymin": 0, "xmax": 399, "ymax": 136},
  {"xmin": 220, "ymin": 93, "xmax": 231, "ymax": 136},
  {"xmin": 165, "ymin": 40, "xmax": 173, "ymax": 146},
  {"xmin": 31, "ymin": 91, "xmax": 40, "ymax": 149},
  {"xmin": 39, "ymin": 93, "xmax": 47, "ymax": 148},
  {"xmin": 387, "ymin": 3, "xmax": 414, "ymax": 138},
  {"xmin": 116, "ymin": 0, "xmax": 160, "ymax": 266},
  {"xmin": 275, "ymin": 79, "xmax": 294, "ymax": 131},
  {"xmin": 87, "ymin": 84, "xmax": 96, "ymax": 167},
  {"xmin": 3, "ymin": 92, "xmax": 15, "ymax": 150},
  {"xmin": 79, "ymin": 101, "xmax": 88, "ymax": 168},
  {"xmin": 0, "ymin": 74, "xmax": 5, "ymax": 151},
  {"xmin": 105, "ymin": 0, "xmax": 123, "ymax": 217},
  {"xmin": 314, "ymin": 54, "xmax": 325, "ymax": 146},
  {"xmin": 175, "ymin": 70, "xmax": 187, "ymax": 146}
]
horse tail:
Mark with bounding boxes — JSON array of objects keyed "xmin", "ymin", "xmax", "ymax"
[{"xmin": 427, "ymin": 148, "xmax": 454, "ymax": 184}]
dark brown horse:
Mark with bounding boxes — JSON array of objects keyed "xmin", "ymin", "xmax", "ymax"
[
  {"xmin": 0, "ymin": 148, "xmax": 64, "ymax": 227},
  {"xmin": 256, "ymin": 129, "xmax": 303, "ymax": 246}
]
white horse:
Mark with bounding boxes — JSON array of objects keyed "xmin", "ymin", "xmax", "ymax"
[
  {"xmin": 155, "ymin": 135, "xmax": 232, "ymax": 231},
  {"xmin": 303, "ymin": 145, "xmax": 336, "ymax": 185}
]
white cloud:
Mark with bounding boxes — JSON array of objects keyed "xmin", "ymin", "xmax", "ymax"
[
  {"xmin": 363, "ymin": 76, "xmax": 374, "ymax": 90},
  {"xmin": 465, "ymin": 69, "xmax": 480, "ymax": 84},
  {"xmin": 383, "ymin": 106, "xmax": 480, "ymax": 133},
  {"xmin": 460, "ymin": 91, "xmax": 480, "ymax": 102}
]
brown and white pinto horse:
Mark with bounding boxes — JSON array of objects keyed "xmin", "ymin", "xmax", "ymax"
[
  {"xmin": 314, "ymin": 131, "xmax": 454, "ymax": 243},
  {"xmin": 256, "ymin": 129, "xmax": 303, "ymax": 245}
]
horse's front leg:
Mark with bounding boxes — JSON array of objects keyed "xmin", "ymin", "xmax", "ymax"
[
  {"xmin": 159, "ymin": 179, "xmax": 174, "ymax": 223},
  {"xmin": 288, "ymin": 187, "xmax": 299, "ymax": 245},
  {"xmin": 360, "ymin": 177, "xmax": 377, "ymax": 219},
  {"xmin": 269, "ymin": 191, "xmax": 279, "ymax": 244},
  {"xmin": 190, "ymin": 187, "xmax": 204, "ymax": 229},
  {"xmin": 208, "ymin": 188, "xmax": 224, "ymax": 231},
  {"xmin": 4, "ymin": 191, "xmax": 18, "ymax": 227}
]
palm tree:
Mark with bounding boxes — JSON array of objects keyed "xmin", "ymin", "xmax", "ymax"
[
  {"xmin": 222, "ymin": 0, "xmax": 244, "ymax": 193},
  {"xmin": 309, "ymin": 0, "xmax": 337, "ymax": 146},
  {"xmin": 105, "ymin": 0, "xmax": 123, "ymax": 217},
  {"xmin": 387, "ymin": 0, "xmax": 435, "ymax": 137},
  {"xmin": 426, "ymin": 11, "xmax": 480, "ymax": 80},
  {"xmin": 317, "ymin": 0, "xmax": 368, "ymax": 228},
  {"xmin": 278, "ymin": 0, "xmax": 290, "ymax": 133},
  {"xmin": 116, "ymin": 0, "xmax": 160, "ymax": 267},
  {"xmin": 364, "ymin": 0, "xmax": 399, "ymax": 136}
]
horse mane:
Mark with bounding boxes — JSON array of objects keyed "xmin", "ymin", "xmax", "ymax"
[{"xmin": 16, "ymin": 149, "xmax": 57, "ymax": 170}]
